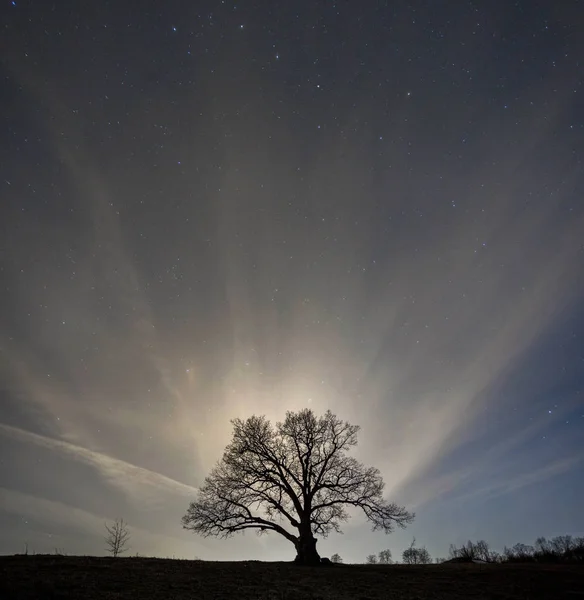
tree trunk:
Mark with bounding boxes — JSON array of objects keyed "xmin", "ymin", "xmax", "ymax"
[{"xmin": 294, "ymin": 530, "xmax": 321, "ymax": 565}]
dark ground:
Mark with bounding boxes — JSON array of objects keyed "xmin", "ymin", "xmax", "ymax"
[{"xmin": 1, "ymin": 555, "xmax": 583, "ymax": 600}]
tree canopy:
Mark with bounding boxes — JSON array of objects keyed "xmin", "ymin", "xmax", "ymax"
[{"xmin": 182, "ymin": 408, "xmax": 414, "ymax": 564}]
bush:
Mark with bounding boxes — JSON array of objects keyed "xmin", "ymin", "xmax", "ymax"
[
  {"xmin": 402, "ymin": 539, "xmax": 432, "ymax": 564},
  {"xmin": 449, "ymin": 540, "xmax": 498, "ymax": 563}
]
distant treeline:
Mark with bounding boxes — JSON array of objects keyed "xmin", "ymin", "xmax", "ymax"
[
  {"xmin": 362, "ymin": 535, "xmax": 584, "ymax": 565},
  {"xmin": 447, "ymin": 535, "xmax": 584, "ymax": 564}
]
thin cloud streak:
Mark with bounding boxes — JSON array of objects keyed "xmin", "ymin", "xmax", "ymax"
[
  {"xmin": 0, "ymin": 424, "xmax": 198, "ymax": 503},
  {"xmin": 453, "ymin": 451, "xmax": 584, "ymax": 505},
  {"xmin": 398, "ymin": 395, "xmax": 584, "ymax": 509}
]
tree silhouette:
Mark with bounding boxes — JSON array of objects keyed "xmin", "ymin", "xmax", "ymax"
[
  {"xmin": 104, "ymin": 518, "xmax": 130, "ymax": 558},
  {"xmin": 449, "ymin": 539, "xmax": 498, "ymax": 563},
  {"xmin": 366, "ymin": 554, "xmax": 378, "ymax": 564},
  {"xmin": 182, "ymin": 409, "xmax": 414, "ymax": 565},
  {"xmin": 402, "ymin": 538, "xmax": 431, "ymax": 564},
  {"xmin": 330, "ymin": 553, "xmax": 343, "ymax": 564},
  {"xmin": 378, "ymin": 548, "xmax": 393, "ymax": 564}
]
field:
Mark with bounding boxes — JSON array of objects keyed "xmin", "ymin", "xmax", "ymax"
[{"xmin": 1, "ymin": 555, "xmax": 583, "ymax": 599}]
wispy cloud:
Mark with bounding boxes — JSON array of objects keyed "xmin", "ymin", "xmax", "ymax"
[
  {"xmin": 0, "ymin": 424, "xmax": 197, "ymax": 505},
  {"xmin": 454, "ymin": 451, "xmax": 584, "ymax": 504}
]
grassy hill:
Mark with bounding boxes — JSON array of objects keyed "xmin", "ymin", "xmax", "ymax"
[{"xmin": 1, "ymin": 555, "xmax": 583, "ymax": 599}]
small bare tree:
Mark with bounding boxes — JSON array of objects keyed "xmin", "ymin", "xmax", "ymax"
[
  {"xmin": 330, "ymin": 552, "xmax": 343, "ymax": 563},
  {"xmin": 366, "ymin": 553, "xmax": 378, "ymax": 564},
  {"xmin": 105, "ymin": 518, "xmax": 130, "ymax": 557},
  {"xmin": 474, "ymin": 540, "xmax": 494, "ymax": 562},
  {"xmin": 378, "ymin": 548, "xmax": 393, "ymax": 564},
  {"xmin": 551, "ymin": 535, "xmax": 574, "ymax": 557},
  {"xmin": 503, "ymin": 543, "xmax": 535, "ymax": 562},
  {"xmin": 450, "ymin": 539, "xmax": 498, "ymax": 563},
  {"xmin": 402, "ymin": 538, "xmax": 432, "ymax": 564}
]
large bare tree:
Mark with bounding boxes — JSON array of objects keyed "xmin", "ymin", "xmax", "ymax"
[{"xmin": 182, "ymin": 409, "xmax": 414, "ymax": 564}]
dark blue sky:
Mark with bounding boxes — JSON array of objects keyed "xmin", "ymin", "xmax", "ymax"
[{"xmin": 0, "ymin": 0, "xmax": 583, "ymax": 562}]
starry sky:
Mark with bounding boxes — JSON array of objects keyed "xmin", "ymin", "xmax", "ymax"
[{"xmin": 1, "ymin": 0, "xmax": 583, "ymax": 563}]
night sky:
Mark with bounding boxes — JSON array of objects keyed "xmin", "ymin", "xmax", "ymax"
[{"xmin": 1, "ymin": 0, "xmax": 583, "ymax": 562}]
